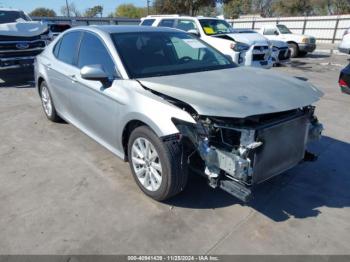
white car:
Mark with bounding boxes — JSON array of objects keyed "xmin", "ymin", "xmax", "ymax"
[
  {"xmin": 339, "ymin": 28, "xmax": 350, "ymax": 54},
  {"xmin": 141, "ymin": 15, "xmax": 273, "ymax": 69},
  {"xmin": 258, "ymin": 24, "xmax": 316, "ymax": 58},
  {"xmin": 233, "ymin": 29, "xmax": 290, "ymax": 66}
]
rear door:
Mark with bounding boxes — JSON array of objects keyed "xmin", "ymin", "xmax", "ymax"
[{"xmin": 46, "ymin": 31, "xmax": 82, "ymax": 119}]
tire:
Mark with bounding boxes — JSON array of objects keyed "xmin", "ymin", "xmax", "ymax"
[
  {"xmin": 299, "ymin": 51, "xmax": 308, "ymax": 57},
  {"xmin": 288, "ymin": 43, "xmax": 299, "ymax": 58},
  {"xmin": 39, "ymin": 81, "xmax": 62, "ymax": 122},
  {"xmin": 128, "ymin": 126, "xmax": 188, "ymax": 201}
]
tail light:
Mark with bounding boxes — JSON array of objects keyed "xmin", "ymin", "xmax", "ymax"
[{"xmin": 339, "ymin": 78, "xmax": 347, "ymax": 87}]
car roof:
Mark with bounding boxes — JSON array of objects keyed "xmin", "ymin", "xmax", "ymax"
[
  {"xmin": 73, "ymin": 25, "xmax": 182, "ymax": 34},
  {"xmin": 142, "ymin": 15, "xmax": 222, "ymax": 21},
  {"xmin": 0, "ymin": 8, "xmax": 22, "ymax": 12}
]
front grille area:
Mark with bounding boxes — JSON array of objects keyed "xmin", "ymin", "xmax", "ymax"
[
  {"xmin": 0, "ymin": 31, "xmax": 49, "ymax": 41},
  {"xmin": 0, "ymin": 40, "xmax": 46, "ymax": 51},
  {"xmin": 0, "ymin": 49, "xmax": 43, "ymax": 58},
  {"xmin": 253, "ymin": 46, "xmax": 268, "ymax": 51},
  {"xmin": 253, "ymin": 54, "xmax": 265, "ymax": 61}
]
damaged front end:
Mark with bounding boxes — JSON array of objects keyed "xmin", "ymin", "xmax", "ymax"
[{"xmin": 172, "ymin": 107, "xmax": 323, "ymax": 202}]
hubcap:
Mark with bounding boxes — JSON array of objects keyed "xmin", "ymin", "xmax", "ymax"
[
  {"xmin": 41, "ymin": 85, "xmax": 52, "ymax": 117},
  {"xmin": 131, "ymin": 137, "xmax": 162, "ymax": 192}
]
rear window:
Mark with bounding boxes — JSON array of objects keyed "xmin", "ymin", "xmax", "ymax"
[
  {"xmin": 56, "ymin": 32, "xmax": 81, "ymax": 65},
  {"xmin": 158, "ymin": 19, "xmax": 175, "ymax": 28},
  {"xmin": 141, "ymin": 19, "xmax": 155, "ymax": 26}
]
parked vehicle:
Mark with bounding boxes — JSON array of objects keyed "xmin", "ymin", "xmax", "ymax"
[
  {"xmin": 232, "ymin": 29, "xmax": 290, "ymax": 66},
  {"xmin": 338, "ymin": 28, "xmax": 350, "ymax": 54},
  {"xmin": 141, "ymin": 15, "xmax": 273, "ymax": 69},
  {"xmin": 46, "ymin": 23, "xmax": 71, "ymax": 41},
  {"xmin": 339, "ymin": 63, "xmax": 350, "ymax": 94},
  {"xmin": 0, "ymin": 8, "xmax": 49, "ymax": 69},
  {"xmin": 258, "ymin": 24, "xmax": 316, "ymax": 58},
  {"xmin": 35, "ymin": 26, "xmax": 323, "ymax": 202}
]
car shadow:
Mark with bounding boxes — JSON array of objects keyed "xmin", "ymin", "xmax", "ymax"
[
  {"xmin": 0, "ymin": 67, "xmax": 34, "ymax": 88},
  {"xmin": 305, "ymin": 53, "xmax": 331, "ymax": 59},
  {"xmin": 165, "ymin": 136, "xmax": 350, "ymax": 222}
]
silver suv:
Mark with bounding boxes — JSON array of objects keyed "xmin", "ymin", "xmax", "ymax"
[{"xmin": 35, "ymin": 26, "xmax": 323, "ymax": 201}]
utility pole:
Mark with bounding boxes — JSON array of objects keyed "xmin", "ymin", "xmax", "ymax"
[
  {"xmin": 147, "ymin": 0, "xmax": 151, "ymax": 15},
  {"xmin": 65, "ymin": 0, "xmax": 70, "ymax": 18}
]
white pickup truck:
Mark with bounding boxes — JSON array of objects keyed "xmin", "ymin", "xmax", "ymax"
[
  {"xmin": 141, "ymin": 15, "xmax": 273, "ymax": 69},
  {"xmin": 0, "ymin": 8, "xmax": 49, "ymax": 69},
  {"xmin": 258, "ymin": 24, "xmax": 316, "ymax": 57}
]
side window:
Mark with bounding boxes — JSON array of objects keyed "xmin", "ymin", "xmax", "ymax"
[
  {"xmin": 263, "ymin": 28, "xmax": 277, "ymax": 35},
  {"xmin": 176, "ymin": 19, "xmax": 197, "ymax": 32},
  {"xmin": 53, "ymin": 39, "xmax": 61, "ymax": 58},
  {"xmin": 141, "ymin": 19, "xmax": 155, "ymax": 26},
  {"xmin": 77, "ymin": 32, "xmax": 116, "ymax": 78},
  {"xmin": 158, "ymin": 19, "xmax": 175, "ymax": 28},
  {"xmin": 56, "ymin": 32, "xmax": 81, "ymax": 65}
]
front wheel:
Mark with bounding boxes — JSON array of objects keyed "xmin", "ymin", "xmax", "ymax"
[
  {"xmin": 288, "ymin": 43, "xmax": 299, "ymax": 58},
  {"xmin": 128, "ymin": 126, "xmax": 188, "ymax": 201}
]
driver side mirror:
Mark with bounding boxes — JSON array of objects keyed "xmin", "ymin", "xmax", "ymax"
[
  {"xmin": 274, "ymin": 30, "xmax": 279, "ymax": 35},
  {"xmin": 80, "ymin": 65, "xmax": 111, "ymax": 86},
  {"xmin": 187, "ymin": 29, "xmax": 200, "ymax": 37}
]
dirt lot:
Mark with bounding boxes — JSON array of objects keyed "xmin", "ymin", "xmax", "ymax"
[{"xmin": 0, "ymin": 53, "xmax": 349, "ymax": 255}]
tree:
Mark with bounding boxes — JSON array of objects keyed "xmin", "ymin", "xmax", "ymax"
[
  {"xmin": 61, "ymin": 2, "xmax": 81, "ymax": 17},
  {"xmin": 115, "ymin": 4, "xmax": 147, "ymax": 18},
  {"xmin": 272, "ymin": 0, "xmax": 313, "ymax": 16},
  {"xmin": 29, "ymin": 8, "xmax": 56, "ymax": 17},
  {"xmin": 84, "ymin": 5, "xmax": 103, "ymax": 17},
  {"xmin": 153, "ymin": 0, "xmax": 217, "ymax": 16},
  {"xmin": 222, "ymin": 0, "xmax": 252, "ymax": 18}
]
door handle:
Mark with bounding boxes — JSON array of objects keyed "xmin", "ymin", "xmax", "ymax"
[
  {"xmin": 70, "ymin": 75, "xmax": 77, "ymax": 83},
  {"xmin": 46, "ymin": 63, "xmax": 51, "ymax": 70}
]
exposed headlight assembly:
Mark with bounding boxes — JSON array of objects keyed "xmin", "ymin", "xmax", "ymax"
[{"xmin": 230, "ymin": 42, "xmax": 250, "ymax": 52}]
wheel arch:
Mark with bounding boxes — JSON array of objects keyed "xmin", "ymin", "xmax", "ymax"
[
  {"xmin": 37, "ymin": 76, "xmax": 46, "ymax": 94},
  {"xmin": 121, "ymin": 118, "xmax": 171, "ymax": 161},
  {"xmin": 287, "ymin": 41, "xmax": 299, "ymax": 48}
]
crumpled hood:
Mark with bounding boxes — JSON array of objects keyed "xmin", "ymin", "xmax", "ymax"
[
  {"xmin": 0, "ymin": 21, "xmax": 48, "ymax": 37},
  {"xmin": 139, "ymin": 67, "xmax": 323, "ymax": 118},
  {"xmin": 223, "ymin": 33, "xmax": 268, "ymax": 46}
]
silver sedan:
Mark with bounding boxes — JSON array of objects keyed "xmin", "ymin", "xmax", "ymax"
[{"xmin": 35, "ymin": 25, "xmax": 323, "ymax": 202}]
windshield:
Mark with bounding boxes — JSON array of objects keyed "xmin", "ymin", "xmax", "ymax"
[
  {"xmin": 199, "ymin": 19, "xmax": 233, "ymax": 35},
  {"xmin": 112, "ymin": 31, "xmax": 235, "ymax": 78},
  {"xmin": 277, "ymin": 24, "xmax": 292, "ymax": 34},
  {"xmin": 0, "ymin": 10, "xmax": 30, "ymax": 24}
]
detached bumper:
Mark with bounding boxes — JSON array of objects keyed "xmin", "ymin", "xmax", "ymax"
[
  {"xmin": 299, "ymin": 43, "xmax": 316, "ymax": 53},
  {"xmin": 0, "ymin": 56, "xmax": 35, "ymax": 69}
]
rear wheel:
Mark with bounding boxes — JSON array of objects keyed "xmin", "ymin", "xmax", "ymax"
[
  {"xmin": 128, "ymin": 126, "xmax": 188, "ymax": 201},
  {"xmin": 40, "ymin": 81, "xmax": 61, "ymax": 122},
  {"xmin": 288, "ymin": 43, "xmax": 299, "ymax": 58}
]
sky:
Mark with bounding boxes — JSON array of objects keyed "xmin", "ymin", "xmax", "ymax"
[{"xmin": 0, "ymin": 0, "xmax": 147, "ymax": 16}]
